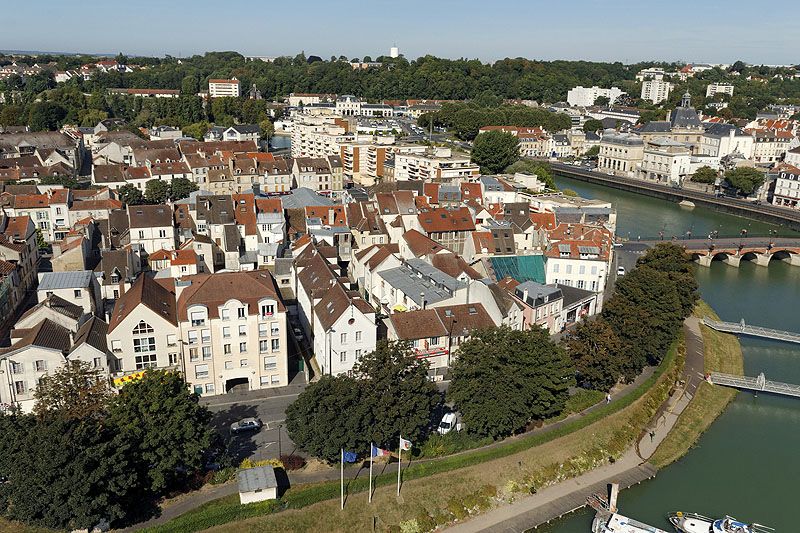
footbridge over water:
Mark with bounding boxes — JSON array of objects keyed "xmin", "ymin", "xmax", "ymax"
[
  {"xmin": 702, "ymin": 318, "xmax": 800, "ymax": 344},
  {"xmin": 709, "ymin": 372, "xmax": 800, "ymax": 399},
  {"xmin": 641, "ymin": 237, "xmax": 800, "ymax": 268}
]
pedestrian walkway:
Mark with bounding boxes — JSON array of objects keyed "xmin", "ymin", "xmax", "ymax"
[{"xmin": 446, "ymin": 317, "xmax": 704, "ymax": 533}]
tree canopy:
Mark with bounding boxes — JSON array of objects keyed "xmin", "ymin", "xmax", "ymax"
[
  {"xmin": 691, "ymin": 166, "xmax": 718, "ymax": 184},
  {"xmin": 724, "ymin": 167, "xmax": 765, "ymax": 195},
  {"xmin": 471, "ymin": 131, "xmax": 520, "ymax": 174},
  {"xmin": 447, "ymin": 327, "xmax": 574, "ymax": 439},
  {"xmin": 504, "ymin": 159, "xmax": 556, "ymax": 189}
]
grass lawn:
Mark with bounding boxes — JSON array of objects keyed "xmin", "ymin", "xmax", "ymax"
[
  {"xmin": 648, "ymin": 301, "xmax": 742, "ymax": 468},
  {"xmin": 148, "ymin": 336, "xmax": 683, "ymax": 533}
]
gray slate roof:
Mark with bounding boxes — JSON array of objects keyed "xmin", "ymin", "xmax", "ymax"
[
  {"xmin": 238, "ymin": 466, "xmax": 277, "ymax": 493},
  {"xmin": 38, "ymin": 270, "xmax": 94, "ymax": 290}
]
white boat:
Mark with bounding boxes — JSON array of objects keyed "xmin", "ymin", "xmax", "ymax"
[
  {"xmin": 668, "ymin": 512, "xmax": 773, "ymax": 533},
  {"xmin": 592, "ymin": 511, "xmax": 669, "ymax": 533},
  {"xmin": 678, "ymin": 200, "xmax": 696, "ymax": 209}
]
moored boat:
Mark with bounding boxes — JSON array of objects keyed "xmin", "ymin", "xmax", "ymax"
[{"xmin": 668, "ymin": 512, "xmax": 773, "ymax": 533}]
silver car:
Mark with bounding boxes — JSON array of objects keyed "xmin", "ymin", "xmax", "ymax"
[{"xmin": 230, "ymin": 417, "xmax": 263, "ymax": 435}]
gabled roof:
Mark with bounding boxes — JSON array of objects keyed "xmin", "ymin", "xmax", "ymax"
[
  {"xmin": 402, "ymin": 229, "xmax": 449, "ymax": 257},
  {"xmin": 70, "ymin": 316, "xmax": 109, "ymax": 355},
  {"xmin": 128, "ymin": 204, "xmax": 174, "ymax": 229},
  {"xmin": 18, "ymin": 294, "xmax": 84, "ymax": 323},
  {"xmin": 176, "ymin": 271, "xmax": 284, "ymax": 321},
  {"xmin": 417, "ymin": 207, "xmax": 475, "ymax": 234},
  {"xmin": 1, "ymin": 318, "xmax": 71, "ymax": 355},
  {"xmin": 108, "ymin": 274, "xmax": 177, "ymax": 332},
  {"xmin": 38, "ymin": 270, "xmax": 94, "ymax": 291}
]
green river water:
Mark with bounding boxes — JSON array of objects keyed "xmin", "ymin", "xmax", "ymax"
[{"xmin": 537, "ymin": 175, "xmax": 800, "ymax": 532}]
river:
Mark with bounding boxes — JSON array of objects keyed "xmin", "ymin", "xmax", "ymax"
[{"xmin": 537, "ymin": 175, "xmax": 800, "ymax": 532}]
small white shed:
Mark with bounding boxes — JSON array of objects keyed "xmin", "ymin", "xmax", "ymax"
[{"xmin": 237, "ymin": 466, "xmax": 278, "ymax": 504}]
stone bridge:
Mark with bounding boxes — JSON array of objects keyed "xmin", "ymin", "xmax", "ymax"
[{"xmin": 643, "ymin": 237, "xmax": 800, "ymax": 267}]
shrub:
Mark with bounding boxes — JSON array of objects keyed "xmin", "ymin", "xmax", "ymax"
[
  {"xmin": 399, "ymin": 519, "xmax": 421, "ymax": 533},
  {"xmin": 239, "ymin": 458, "xmax": 283, "ymax": 470},
  {"xmin": 210, "ymin": 467, "xmax": 236, "ymax": 485},
  {"xmin": 414, "ymin": 511, "xmax": 436, "ymax": 532},
  {"xmin": 446, "ymin": 498, "xmax": 468, "ymax": 520},
  {"xmin": 279, "ymin": 454, "xmax": 306, "ymax": 471}
]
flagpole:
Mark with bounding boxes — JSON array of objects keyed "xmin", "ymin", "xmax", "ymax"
[
  {"xmin": 340, "ymin": 448, "xmax": 344, "ymax": 510},
  {"xmin": 397, "ymin": 436, "xmax": 402, "ymax": 496},
  {"xmin": 368, "ymin": 442, "xmax": 373, "ymax": 503}
]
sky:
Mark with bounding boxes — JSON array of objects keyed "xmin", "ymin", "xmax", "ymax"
[{"xmin": 2, "ymin": 0, "xmax": 798, "ymax": 65}]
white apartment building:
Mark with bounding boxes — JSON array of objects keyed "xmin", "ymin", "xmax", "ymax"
[
  {"xmin": 638, "ymin": 138, "xmax": 692, "ymax": 186},
  {"xmin": 566, "ymin": 86, "xmax": 624, "ymax": 107},
  {"xmin": 336, "ymin": 95, "xmax": 363, "ymax": 116},
  {"xmin": 706, "ymin": 83, "xmax": 734, "ymax": 98},
  {"xmin": 772, "ymin": 165, "xmax": 800, "ymax": 209},
  {"xmin": 128, "ymin": 205, "xmax": 176, "ymax": 254},
  {"xmin": 700, "ymin": 124, "xmax": 755, "ymax": 159},
  {"xmin": 394, "ymin": 148, "xmax": 479, "ymax": 182},
  {"xmin": 37, "ymin": 271, "xmax": 102, "ymax": 316},
  {"xmin": 641, "ymin": 79, "xmax": 673, "ymax": 104},
  {"xmin": 209, "ymin": 78, "xmax": 241, "ymax": 98},
  {"xmin": 176, "ymin": 271, "xmax": 289, "ymax": 395},
  {"xmin": 291, "ymin": 115, "xmax": 350, "ymax": 158},
  {"xmin": 545, "ymin": 240, "xmax": 611, "ymax": 310},
  {"xmin": 636, "ymin": 67, "xmax": 666, "ymax": 81}
]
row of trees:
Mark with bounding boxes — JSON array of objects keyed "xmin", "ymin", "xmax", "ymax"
[
  {"xmin": 0, "ymin": 364, "xmax": 215, "ymax": 530},
  {"xmin": 564, "ymin": 243, "xmax": 698, "ymax": 390},
  {"xmin": 418, "ymin": 99, "xmax": 573, "ymax": 141},
  {"xmin": 690, "ymin": 166, "xmax": 766, "ymax": 195},
  {"xmin": 116, "ymin": 177, "xmax": 198, "ymax": 206}
]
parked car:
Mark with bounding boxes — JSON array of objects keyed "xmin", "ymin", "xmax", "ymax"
[
  {"xmin": 617, "ymin": 266, "xmax": 626, "ymax": 276},
  {"xmin": 230, "ymin": 417, "xmax": 263, "ymax": 435},
  {"xmin": 437, "ymin": 412, "xmax": 462, "ymax": 435}
]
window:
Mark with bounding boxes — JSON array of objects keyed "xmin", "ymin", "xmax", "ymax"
[
  {"xmin": 566, "ymin": 265, "xmax": 573, "ymax": 274},
  {"xmin": 270, "ymin": 323, "xmax": 280, "ymax": 336},
  {"xmin": 240, "ymin": 359, "xmax": 248, "ymax": 368},
  {"xmin": 33, "ymin": 360, "xmax": 47, "ymax": 372},
  {"xmin": 133, "ymin": 337, "xmax": 156, "ymax": 353},
  {"xmin": 14, "ymin": 381, "xmax": 26, "ymax": 395},
  {"xmin": 10, "ymin": 362, "xmax": 23, "ymax": 374},
  {"xmin": 340, "ymin": 351, "xmax": 347, "ymax": 363},
  {"xmin": 224, "ymin": 361, "xmax": 233, "ymax": 370},
  {"xmin": 201, "ymin": 329, "xmax": 211, "ymax": 343},
  {"xmin": 430, "ymin": 336, "xmax": 440, "ymax": 346},
  {"xmin": 167, "ymin": 334, "xmax": 177, "ymax": 346},
  {"xmin": 237, "ymin": 307, "xmax": 246, "ymax": 319},
  {"xmin": 553, "ymin": 263, "xmax": 560, "ymax": 273},
  {"xmin": 579, "ymin": 265, "xmax": 586, "ymax": 275},
  {"xmin": 271, "ymin": 338, "xmax": 280, "ymax": 352},
  {"xmin": 239, "ymin": 325, "xmax": 247, "ymax": 337},
  {"xmin": 190, "ymin": 311, "xmax": 205, "ymax": 327},
  {"xmin": 135, "ymin": 353, "xmax": 157, "ymax": 369},
  {"xmin": 137, "ymin": 230, "xmax": 145, "ymax": 239},
  {"xmin": 355, "ymin": 331, "xmax": 362, "ymax": 342},
  {"xmin": 93, "ymin": 357, "xmax": 103, "ymax": 368},
  {"xmin": 111, "ymin": 340, "xmax": 122, "ymax": 352},
  {"xmin": 263, "ymin": 356, "xmax": 277, "ymax": 370},
  {"xmin": 187, "ymin": 330, "xmax": 198, "ymax": 345},
  {"xmin": 189, "ymin": 348, "xmax": 198, "ymax": 361},
  {"xmin": 195, "ymin": 364, "xmax": 209, "ymax": 379},
  {"xmin": 205, "ymin": 383, "xmax": 215, "ymax": 393},
  {"xmin": 260, "ymin": 304, "xmax": 275, "ymax": 317},
  {"xmin": 224, "ymin": 344, "xmax": 231, "ymax": 355},
  {"xmin": 259, "ymin": 323, "xmax": 268, "ymax": 337},
  {"xmin": 260, "ymin": 340, "xmax": 269, "ymax": 353},
  {"xmin": 340, "ymin": 332, "xmax": 347, "ymax": 344},
  {"xmin": 239, "ymin": 342, "xmax": 247, "ymax": 353},
  {"xmin": 355, "ymin": 349, "xmax": 362, "ymax": 360},
  {"xmin": 221, "ymin": 308, "xmax": 231, "ymax": 321},
  {"xmin": 202, "ymin": 346, "xmax": 212, "ymax": 359},
  {"xmin": 158, "ymin": 229, "xmax": 167, "ymax": 238},
  {"xmin": 591, "ymin": 266, "xmax": 598, "ymax": 275},
  {"xmin": 168, "ymin": 353, "xmax": 178, "ymax": 365},
  {"xmin": 271, "ymin": 375, "xmax": 281, "ymax": 384}
]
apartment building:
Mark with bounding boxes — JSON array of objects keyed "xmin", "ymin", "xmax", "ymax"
[
  {"xmin": 176, "ymin": 271, "xmax": 289, "ymax": 395},
  {"xmin": 597, "ymin": 132, "xmax": 644, "ymax": 177},
  {"xmin": 128, "ymin": 204, "xmax": 176, "ymax": 254},
  {"xmin": 566, "ymin": 86, "xmax": 624, "ymax": 107},
  {"xmin": 394, "ymin": 148, "xmax": 479, "ymax": 182},
  {"xmin": 209, "ymin": 78, "xmax": 241, "ymax": 98},
  {"xmin": 291, "ymin": 157, "xmax": 341, "ymax": 193},
  {"xmin": 641, "ymin": 79, "xmax": 673, "ymax": 104},
  {"xmin": 706, "ymin": 83, "xmax": 734, "ymax": 98},
  {"xmin": 291, "ymin": 115, "xmax": 350, "ymax": 158},
  {"xmin": 772, "ymin": 164, "xmax": 800, "ymax": 209},
  {"xmin": 37, "ymin": 270, "xmax": 102, "ymax": 316}
]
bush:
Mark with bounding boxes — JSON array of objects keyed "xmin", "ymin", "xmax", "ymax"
[
  {"xmin": 210, "ymin": 467, "xmax": 236, "ymax": 485},
  {"xmin": 446, "ymin": 498, "xmax": 468, "ymax": 520},
  {"xmin": 239, "ymin": 458, "xmax": 283, "ymax": 470},
  {"xmin": 279, "ymin": 454, "xmax": 306, "ymax": 471},
  {"xmin": 414, "ymin": 511, "xmax": 437, "ymax": 532}
]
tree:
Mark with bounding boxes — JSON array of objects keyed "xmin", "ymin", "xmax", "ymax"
[
  {"xmin": 33, "ymin": 361, "xmax": 112, "ymax": 421},
  {"xmin": 34, "ymin": 227, "xmax": 47, "ymax": 249},
  {"xmin": 691, "ymin": 166, "xmax": 717, "ymax": 184},
  {"xmin": 169, "ymin": 177, "xmax": 198, "ymax": 201},
  {"xmin": 504, "ymin": 159, "xmax": 556, "ymax": 189},
  {"xmin": 583, "ymin": 119, "xmax": 603, "ymax": 133},
  {"xmin": 181, "ymin": 75, "xmax": 199, "ymax": 96},
  {"xmin": 182, "ymin": 121, "xmax": 210, "ymax": 140},
  {"xmin": 28, "ymin": 102, "xmax": 67, "ymax": 131},
  {"xmin": 584, "ymin": 145, "xmax": 600, "ymax": 157},
  {"xmin": 636, "ymin": 243, "xmax": 699, "ymax": 317},
  {"xmin": 144, "ymin": 179, "xmax": 170, "ymax": 204},
  {"xmin": 594, "ymin": 95, "xmax": 610, "ymax": 106},
  {"xmin": 285, "ymin": 375, "xmax": 370, "ymax": 463},
  {"xmin": 724, "ymin": 167, "xmax": 765, "ymax": 195},
  {"xmin": 471, "ymin": 131, "xmax": 520, "ymax": 174},
  {"xmin": 259, "ymin": 118, "xmax": 274, "ymax": 140},
  {"xmin": 447, "ymin": 327, "xmax": 574, "ymax": 439},
  {"xmin": 352, "ymin": 341, "xmax": 440, "ymax": 447},
  {"xmin": 117, "ymin": 183, "xmax": 144, "ymax": 206},
  {"xmin": 563, "ymin": 320, "xmax": 623, "ymax": 391},
  {"xmin": 107, "ymin": 371, "xmax": 214, "ymax": 493}
]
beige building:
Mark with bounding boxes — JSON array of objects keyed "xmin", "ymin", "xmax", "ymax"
[
  {"xmin": 597, "ymin": 132, "xmax": 644, "ymax": 177},
  {"xmin": 176, "ymin": 271, "xmax": 289, "ymax": 395},
  {"xmin": 641, "ymin": 79, "xmax": 673, "ymax": 104},
  {"xmin": 638, "ymin": 138, "xmax": 692, "ymax": 186},
  {"xmin": 394, "ymin": 148, "xmax": 479, "ymax": 182}
]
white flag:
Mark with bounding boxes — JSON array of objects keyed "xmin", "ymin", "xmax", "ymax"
[{"xmin": 399, "ymin": 436, "xmax": 412, "ymax": 451}]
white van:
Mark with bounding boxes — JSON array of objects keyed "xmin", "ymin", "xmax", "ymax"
[{"xmin": 437, "ymin": 412, "xmax": 462, "ymax": 435}]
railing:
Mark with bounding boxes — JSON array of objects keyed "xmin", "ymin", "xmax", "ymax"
[
  {"xmin": 702, "ymin": 318, "xmax": 800, "ymax": 344},
  {"xmin": 709, "ymin": 372, "xmax": 800, "ymax": 398}
]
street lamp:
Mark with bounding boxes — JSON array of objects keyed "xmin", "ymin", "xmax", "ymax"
[
  {"xmin": 447, "ymin": 318, "xmax": 458, "ymax": 369},
  {"xmin": 277, "ymin": 423, "xmax": 283, "ymax": 458}
]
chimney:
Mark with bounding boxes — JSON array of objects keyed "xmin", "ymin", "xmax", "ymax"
[
  {"xmin": 522, "ymin": 287, "xmax": 529, "ymax": 302},
  {"xmin": 420, "ymin": 292, "xmax": 426, "ymax": 309},
  {"xmin": 328, "ymin": 208, "xmax": 335, "ymax": 224}
]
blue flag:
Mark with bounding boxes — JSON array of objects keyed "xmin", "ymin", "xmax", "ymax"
[{"xmin": 342, "ymin": 450, "xmax": 358, "ymax": 463}]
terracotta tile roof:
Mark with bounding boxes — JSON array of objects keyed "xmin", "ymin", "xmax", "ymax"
[
  {"xmin": 417, "ymin": 207, "xmax": 475, "ymax": 233},
  {"xmin": 304, "ymin": 205, "xmax": 347, "ymax": 226},
  {"xmin": 430, "ymin": 253, "xmax": 482, "ymax": 280},
  {"xmin": 529, "ymin": 211, "xmax": 557, "ymax": 230},
  {"xmin": 255, "ymin": 197, "xmax": 283, "ymax": 213},
  {"xmin": 460, "ymin": 182, "xmax": 482, "ymax": 200},
  {"xmin": 434, "ymin": 303, "xmax": 496, "ymax": 335},
  {"xmin": 176, "ymin": 271, "xmax": 284, "ymax": 321},
  {"xmin": 402, "ymin": 229, "xmax": 449, "ymax": 257},
  {"xmin": 13, "ymin": 194, "xmax": 50, "ymax": 209},
  {"xmin": 4, "ymin": 216, "xmax": 32, "ymax": 239},
  {"xmin": 232, "ymin": 193, "xmax": 258, "ymax": 236},
  {"xmin": 390, "ymin": 309, "xmax": 447, "ymax": 340},
  {"xmin": 108, "ymin": 274, "xmax": 177, "ymax": 332}
]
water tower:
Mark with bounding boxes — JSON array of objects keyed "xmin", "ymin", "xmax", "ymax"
[{"xmin": 390, "ymin": 45, "xmax": 399, "ymax": 58}]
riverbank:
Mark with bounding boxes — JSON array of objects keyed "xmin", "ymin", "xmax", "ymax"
[
  {"xmin": 145, "ymin": 334, "xmax": 683, "ymax": 533},
  {"xmin": 648, "ymin": 302, "xmax": 743, "ymax": 468}
]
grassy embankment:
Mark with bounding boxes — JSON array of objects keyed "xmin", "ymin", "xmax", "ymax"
[
  {"xmin": 648, "ymin": 301, "xmax": 743, "ymax": 468},
  {"xmin": 144, "ymin": 335, "xmax": 684, "ymax": 533}
]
